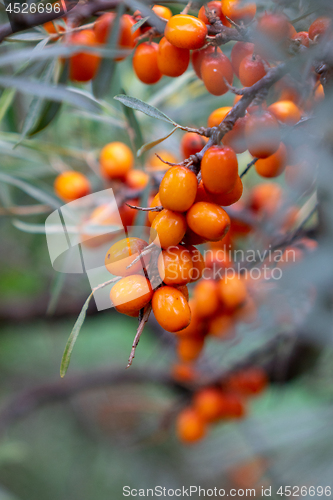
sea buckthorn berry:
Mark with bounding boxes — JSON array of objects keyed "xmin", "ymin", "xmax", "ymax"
[
  {"xmin": 187, "ymin": 202, "xmax": 231, "ymax": 241},
  {"xmin": 110, "ymin": 275, "xmax": 153, "ymax": 315},
  {"xmin": 181, "ymin": 132, "xmax": 207, "ymax": 159},
  {"xmin": 69, "ymin": 30, "xmax": 100, "ymax": 82},
  {"xmin": 221, "ymin": 0, "xmax": 256, "ymax": 25},
  {"xmin": 198, "ymin": 1, "xmax": 230, "ymax": 26},
  {"xmin": 249, "ymin": 183, "xmax": 283, "ymax": 216},
  {"xmin": 176, "ymin": 284, "xmax": 189, "ymax": 302},
  {"xmin": 44, "ymin": 20, "xmax": 66, "ymax": 38},
  {"xmin": 188, "ymin": 245, "xmax": 205, "ymax": 282},
  {"xmin": 157, "ymin": 245, "xmax": 193, "ymax": 285},
  {"xmin": 207, "ymin": 106, "xmax": 232, "ymax": 128},
  {"xmin": 219, "ymin": 392, "xmax": 246, "ymax": 419},
  {"xmin": 147, "ymin": 150, "xmax": 179, "ymax": 171},
  {"xmin": 151, "ymin": 209, "xmax": 187, "ymax": 249},
  {"xmin": 201, "ymin": 51, "xmax": 234, "ymax": 96},
  {"xmin": 226, "ymin": 368, "xmax": 268, "ymax": 396},
  {"xmin": 239, "ymin": 54, "xmax": 267, "ymax": 87},
  {"xmin": 176, "ymin": 407, "xmax": 206, "ymax": 443},
  {"xmin": 94, "ymin": 13, "xmax": 140, "ymax": 57},
  {"xmin": 245, "ymin": 112, "xmax": 280, "ymax": 159},
  {"xmin": 192, "ymin": 45, "xmax": 219, "ymax": 79},
  {"xmin": 171, "ymin": 363, "xmax": 197, "ymax": 383},
  {"xmin": 157, "ymin": 37, "xmax": 190, "ymax": 77},
  {"xmin": 119, "ymin": 199, "xmax": 138, "ymax": 229},
  {"xmin": 165, "ymin": 15, "xmax": 208, "ymax": 50},
  {"xmin": 152, "ymin": 286, "xmax": 191, "ymax": 332},
  {"xmin": 125, "ymin": 169, "xmax": 149, "ymax": 190},
  {"xmin": 159, "ymin": 166, "xmax": 198, "ymax": 212},
  {"xmin": 177, "ymin": 336, "xmax": 205, "ymax": 362},
  {"xmin": 268, "ymin": 100, "xmax": 302, "ymax": 126},
  {"xmin": 175, "ymin": 298, "xmax": 204, "ymax": 337},
  {"xmin": 54, "ymin": 171, "xmax": 91, "ymax": 202},
  {"xmin": 223, "ymin": 116, "xmax": 248, "ymax": 154},
  {"xmin": 148, "ymin": 193, "xmax": 162, "ymax": 225},
  {"xmin": 208, "ymin": 313, "xmax": 235, "ymax": 338},
  {"xmin": 152, "ymin": 4, "xmax": 172, "ymax": 20},
  {"xmin": 201, "ymin": 146, "xmax": 238, "ymax": 195},
  {"xmin": 194, "ymin": 279, "xmax": 220, "ymax": 318},
  {"xmin": 133, "ymin": 42, "xmax": 162, "ymax": 84},
  {"xmin": 230, "ymin": 41, "xmax": 254, "ymax": 78},
  {"xmin": 105, "ymin": 237, "xmax": 149, "ymax": 277},
  {"xmin": 209, "ymin": 176, "xmax": 243, "ymax": 206},
  {"xmin": 80, "ymin": 204, "xmax": 121, "ymax": 249},
  {"xmin": 308, "ymin": 17, "xmax": 332, "ymax": 40},
  {"xmin": 255, "ymin": 142, "xmax": 288, "ymax": 178},
  {"xmin": 219, "ymin": 274, "xmax": 247, "ymax": 310},
  {"xmin": 194, "ymin": 180, "xmax": 211, "ymax": 203},
  {"xmin": 182, "ymin": 228, "xmax": 208, "ymax": 246},
  {"xmin": 257, "ymin": 12, "xmax": 290, "ymax": 42},
  {"xmin": 100, "ymin": 142, "xmax": 134, "ymax": 179},
  {"xmin": 193, "ymin": 388, "xmax": 225, "ymax": 423},
  {"xmin": 292, "ymin": 31, "xmax": 310, "ymax": 47}
]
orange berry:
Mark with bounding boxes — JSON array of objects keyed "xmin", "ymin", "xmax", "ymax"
[
  {"xmin": 119, "ymin": 199, "xmax": 137, "ymax": 229},
  {"xmin": 152, "ymin": 286, "xmax": 191, "ymax": 332},
  {"xmin": 152, "ymin": 4, "xmax": 172, "ymax": 20},
  {"xmin": 239, "ymin": 54, "xmax": 267, "ymax": 87},
  {"xmin": 231, "ymin": 41, "xmax": 254, "ymax": 78},
  {"xmin": 148, "ymin": 193, "xmax": 162, "ymax": 225},
  {"xmin": 94, "ymin": 13, "xmax": 140, "ymax": 58},
  {"xmin": 292, "ymin": 31, "xmax": 310, "ymax": 47},
  {"xmin": 249, "ymin": 182, "xmax": 283, "ymax": 216},
  {"xmin": 159, "ymin": 166, "xmax": 198, "ymax": 212},
  {"xmin": 175, "ymin": 298, "xmax": 204, "ymax": 337},
  {"xmin": 201, "ymin": 145, "xmax": 238, "ymax": 195},
  {"xmin": 219, "ymin": 274, "xmax": 247, "ymax": 310},
  {"xmin": 181, "ymin": 132, "xmax": 207, "ymax": 158},
  {"xmin": 176, "ymin": 407, "xmax": 206, "ymax": 443},
  {"xmin": 208, "ymin": 313, "xmax": 235, "ymax": 338},
  {"xmin": 201, "ymin": 51, "xmax": 234, "ymax": 96},
  {"xmin": 198, "ymin": 1, "xmax": 230, "ymax": 26},
  {"xmin": 255, "ymin": 142, "xmax": 288, "ymax": 178},
  {"xmin": 80, "ymin": 204, "xmax": 121, "ymax": 248},
  {"xmin": 177, "ymin": 336, "xmax": 205, "ymax": 362},
  {"xmin": 194, "ymin": 279, "xmax": 220, "ymax": 318},
  {"xmin": 192, "ymin": 45, "xmax": 218, "ymax": 79},
  {"xmin": 105, "ymin": 237, "xmax": 149, "ymax": 277},
  {"xmin": 157, "ymin": 245, "xmax": 193, "ymax": 285},
  {"xmin": 209, "ymin": 175, "xmax": 243, "ymax": 206},
  {"xmin": 54, "ymin": 171, "xmax": 91, "ymax": 202},
  {"xmin": 100, "ymin": 142, "xmax": 134, "ymax": 179},
  {"xmin": 187, "ymin": 202, "xmax": 231, "ymax": 241},
  {"xmin": 245, "ymin": 111, "xmax": 280, "ymax": 159},
  {"xmin": 165, "ymin": 14, "xmax": 208, "ymax": 50},
  {"xmin": 171, "ymin": 363, "xmax": 197, "ymax": 383},
  {"xmin": 110, "ymin": 275, "xmax": 153, "ymax": 315},
  {"xmin": 151, "ymin": 209, "xmax": 187, "ymax": 249},
  {"xmin": 44, "ymin": 20, "xmax": 66, "ymax": 37},
  {"xmin": 147, "ymin": 150, "xmax": 179, "ymax": 170},
  {"xmin": 157, "ymin": 37, "xmax": 190, "ymax": 77},
  {"xmin": 308, "ymin": 17, "xmax": 332, "ymax": 40},
  {"xmin": 226, "ymin": 368, "xmax": 268, "ymax": 396},
  {"xmin": 194, "ymin": 180, "xmax": 211, "ymax": 203},
  {"xmin": 133, "ymin": 42, "xmax": 162, "ymax": 84},
  {"xmin": 268, "ymin": 100, "xmax": 302, "ymax": 126},
  {"xmin": 125, "ymin": 169, "xmax": 149, "ymax": 190},
  {"xmin": 219, "ymin": 392, "xmax": 246, "ymax": 419},
  {"xmin": 221, "ymin": 0, "xmax": 256, "ymax": 25},
  {"xmin": 176, "ymin": 284, "xmax": 189, "ymax": 302},
  {"xmin": 257, "ymin": 12, "xmax": 290, "ymax": 42},
  {"xmin": 69, "ymin": 30, "xmax": 100, "ymax": 82},
  {"xmin": 193, "ymin": 387, "xmax": 225, "ymax": 422},
  {"xmin": 207, "ymin": 106, "xmax": 232, "ymax": 128}
]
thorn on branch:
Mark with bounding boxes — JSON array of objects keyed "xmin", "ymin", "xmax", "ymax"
[
  {"xmin": 240, "ymin": 158, "xmax": 258, "ymax": 178},
  {"xmin": 127, "ymin": 304, "xmax": 152, "ymax": 368},
  {"xmin": 125, "ymin": 203, "xmax": 163, "ymax": 212}
]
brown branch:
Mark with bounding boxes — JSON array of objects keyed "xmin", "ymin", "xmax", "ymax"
[
  {"xmin": 127, "ymin": 304, "xmax": 152, "ymax": 368},
  {"xmin": 125, "ymin": 203, "xmax": 163, "ymax": 212}
]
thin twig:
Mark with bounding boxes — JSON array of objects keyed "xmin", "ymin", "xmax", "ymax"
[
  {"xmin": 127, "ymin": 304, "xmax": 152, "ymax": 368},
  {"xmin": 240, "ymin": 158, "xmax": 258, "ymax": 178},
  {"xmin": 125, "ymin": 242, "xmax": 156, "ymax": 270},
  {"xmin": 126, "ymin": 203, "xmax": 163, "ymax": 212}
]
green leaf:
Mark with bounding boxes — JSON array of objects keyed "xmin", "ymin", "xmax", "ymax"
[
  {"xmin": 93, "ymin": 2, "xmax": 126, "ymax": 99},
  {"xmin": 6, "ymin": 32, "xmax": 48, "ymax": 42},
  {"xmin": 0, "ymin": 88, "xmax": 16, "ymax": 124},
  {"xmin": 137, "ymin": 126, "xmax": 178, "ymax": 157},
  {"xmin": 120, "ymin": 88, "xmax": 144, "ymax": 163},
  {"xmin": 60, "ymin": 292, "xmax": 94, "ymax": 377},
  {"xmin": 0, "ymin": 172, "xmax": 61, "ymax": 209},
  {"xmin": 131, "ymin": 16, "xmax": 149, "ymax": 32},
  {"xmin": 114, "ymin": 94, "xmax": 176, "ymax": 124}
]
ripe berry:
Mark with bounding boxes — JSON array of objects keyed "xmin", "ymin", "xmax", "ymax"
[
  {"xmin": 105, "ymin": 237, "xmax": 149, "ymax": 277},
  {"xmin": 181, "ymin": 132, "xmax": 207, "ymax": 158},
  {"xmin": 198, "ymin": 1, "xmax": 230, "ymax": 26},
  {"xmin": 125, "ymin": 169, "xmax": 149, "ymax": 190},
  {"xmin": 100, "ymin": 142, "xmax": 134, "ymax": 179},
  {"xmin": 175, "ymin": 298, "xmax": 204, "ymax": 337},
  {"xmin": 171, "ymin": 363, "xmax": 197, "ymax": 382},
  {"xmin": 239, "ymin": 54, "xmax": 267, "ymax": 87},
  {"xmin": 44, "ymin": 20, "xmax": 65, "ymax": 38},
  {"xmin": 69, "ymin": 30, "xmax": 100, "ymax": 82},
  {"xmin": 176, "ymin": 407, "xmax": 206, "ymax": 443},
  {"xmin": 177, "ymin": 336, "xmax": 205, "ymax": 362},
  {"xmin": 221, "ymin": 0, "xmax": 256, "ymax": 25},
  {"xmin": 226, "ymin": 368, "xmax": 268, "ymax": 396},
  {"xmin": 157, "ymin": 245, "xmax": 193, "ymax": 285},
  {"xmin": 268, "ymin": 100, "xmax": 302, "ymax": 126},
  {"xmin": 159, "ymin": 166, "xmax": 198, "ymax": 212},
  {"xmin": 54, "ymin": 171, "xmax": 91, "ymax": 202},
  {"xmin": 194, "ymin": 279, "xmax": 220, "ymax": 318},
  {"xmin": 231, "ymin": 41, "xmax": 254, "ymax": 78},
  {"xmin": 133, "ymin": 42, "xmax": 162, "ymax": 84},
  {"xmin": 209, "ymin": 176, "xmax": 243, "ymax": 206},
  {"xmin": 148, "ymin": 193, "xmax": 162, "ymax": 225},
  {"xmin": 157, "ymin": 37, "xmax": 190, "ymax": 77},
  {"xmin": 94, "ymin": 13, "xmax": 140, "ymax": 58},
  {"xmin": 219, "ymin": 392, "xmax": 246, "ymax": 419},
  {"xmin": 147, "ymin": 150, "xmax": 179, "ymax": 170},
  {"xmin": 245, "ymin": 111, "xmax": 280, "ymax": 158},
  {"xmin": 255, "ymin": 142, "xmax": 288, "ymax": 178},
  {"xmin": 186, "ymin": 202, "xmax": 231, "ymax": 241},
  {"xmin": 192, "ymin": 45, "xmax": 218, "ymax": 79},
  {"xmin": 152, "ymin": 286, "xmax": 191, "ymax": 332},
  {"xmin": 152, "ymin": 4, "xmax": 172, "ymax": 20},
  {"xmin": 207, "ymin": 106, "xmax": 232, "ymax": 128},
  {"xmin": 209, "ymin": 313, "xmax": 235, "ymax": 338},
  {"xmin": 165, "ymin": 14, "xmax": 208, "ymax": 50},
  {"xmin": 151, "ymin": 209, "xmax": 187, "ymax": 249},
  {"xmin": 219, "ymin": 274, "xmax": 247, "ymax": 310},
  {"xmin": 201, "ymin": 145, "xmax": 238, "ymax": 195},
  {"xmin": 292, "ymin": 31, "xmax": 310, "ymax": 47},
  {"xmin": 249, "ymin": 182, "xmax": 282, "ymax": 216},
  {"xmin": 194, "ymin": 387, "xmax": 225, "ymax": 423},
  {"xmin": 308, "ymin": 17, "xmax": 332, "ymax": 40},
  {"xmin": 201, "ymin": 51, "xmax": 234, "ymax": 96},
  {"xmin": 257, "ymin": 12, "xmax": 290, "ymax": 43},
  {"xmin": 80, "ymin": 204, "xmax": 121, "ymax": 248},
  {"xmin": 110, "ymin": 275, "xmax": 153, "ymax": 315}
]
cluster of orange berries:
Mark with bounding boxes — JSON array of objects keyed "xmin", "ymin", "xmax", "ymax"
[{"xmin": 176, "ymin": 367, "xmax": 268, "ymax": 443}]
